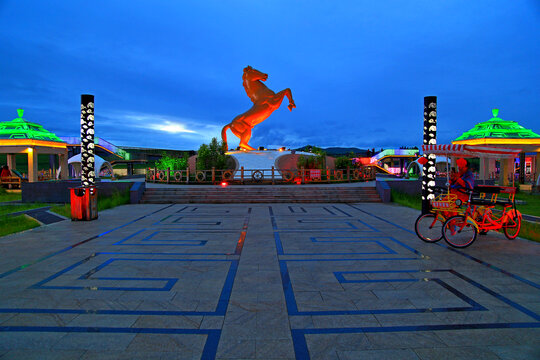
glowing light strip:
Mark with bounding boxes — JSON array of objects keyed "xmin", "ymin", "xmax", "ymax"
[
  {"xmin": 0, "ymin": 139, "xmax": 67, "ymax": 148},
  {"xmin": 453, "ymin": 138, "xmax": 540, "ymax": 146},
  {"xmin": 423, "ymin": 144, "xmax": 521, "ymax": 159}
]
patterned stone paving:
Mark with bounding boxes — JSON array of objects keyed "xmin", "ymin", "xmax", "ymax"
[{"xmin": 0, "ymin": 203, "xmax": 538, "ymax": 359}]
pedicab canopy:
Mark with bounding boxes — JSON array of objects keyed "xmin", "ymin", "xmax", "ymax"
[{"xmin": 422, "ymin": 144, "xmax": 522, "ymax": 159}]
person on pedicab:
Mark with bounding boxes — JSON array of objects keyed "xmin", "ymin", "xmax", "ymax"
[{"xmin": 450, "ymin": 158, "xmax": 474, "ymax": 203}]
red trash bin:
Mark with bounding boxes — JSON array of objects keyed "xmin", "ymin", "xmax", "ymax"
[{"xmin": 70, "ymin": 186, "xmax": 98, "ymax": 221}]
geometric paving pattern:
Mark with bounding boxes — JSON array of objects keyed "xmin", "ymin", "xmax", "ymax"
[{"xmin": 0, "ymin": 203, "xmax": 538, "ymax": 359}]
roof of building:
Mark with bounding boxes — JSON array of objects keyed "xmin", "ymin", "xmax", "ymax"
[
  {"xmin": 0, "ymin": 109, "xmax": 64, "ymax": 142},
  {"xmin": 454, "ymin": 109, "xmax": 540, "ymax": 142}
]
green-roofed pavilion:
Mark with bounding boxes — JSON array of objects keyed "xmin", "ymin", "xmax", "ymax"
[
  {"xmin": 453, "ymin": 109, "xmax": 540, "ymax": 148},
  {"xmin": 452, "ymin": 109, "xmax": 540, "ymax": 186},
  {"xmin": 0, "ymin": 109, "xmax": 68, "ymax": 182}
]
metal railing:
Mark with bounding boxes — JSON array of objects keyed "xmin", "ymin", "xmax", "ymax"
[{"xmin": 146, "ymin": 166, "xmax": 376, "ymax": 185}]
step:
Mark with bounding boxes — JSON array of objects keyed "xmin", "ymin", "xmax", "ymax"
[{"xmin": 140, "ymin": 186, "xmax": 381, "ymax": 204}]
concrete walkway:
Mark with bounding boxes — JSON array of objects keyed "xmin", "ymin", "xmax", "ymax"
[{"xmin": 0, "ymin": 203, "xmax": 538, "ymax": 359}]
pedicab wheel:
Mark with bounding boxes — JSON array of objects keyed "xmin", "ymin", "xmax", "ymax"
[
  {"xmin": 503, "ymin": 210, "xmax": 522, "ymax": 240},
  {"xmin": 442, "ymin": 215, "xmax": 478, "ymax": 248},
  {"xmin": 415, "ymin": 214, "xmax": 444, "ymax": 243}
]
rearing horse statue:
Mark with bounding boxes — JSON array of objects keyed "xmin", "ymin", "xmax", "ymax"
[{"xmin": 222, "ymin": 66, "xmax": 295, "ymax": 151}]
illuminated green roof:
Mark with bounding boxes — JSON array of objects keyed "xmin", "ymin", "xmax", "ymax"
[
  {"xmin": 0, "ymin": 109, "xmax": 64, "ymax": 142},
  {"xmin": 454, "ymin": 109, "xmax": 540, "ymax": 141}
]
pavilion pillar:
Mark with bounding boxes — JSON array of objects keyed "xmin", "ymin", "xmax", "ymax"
[
  {"xmin": 59, "ymin": 152, "xmax": 69, "ymax": 180},
  {"xmin": 535, "ymin": 152, "xmax": 540, "ymax": 188},
  {"xmin": 489, "ymin": 158, "xmax": 497, "ymax": 179},
  {"xmin": 49, "ymin": 155, "xmax": 56, "ymax": 175},
  {"xmin": 6, "ymin": 154, "xmax": 16, "ymax": 172},
  {"xmin": 479, "ymin": 157, "xmax": 488, "ymax": 182},
  {"xmin": 499, "ymin": 158, "xmax": 512, "ymax": 186},
  {"xmin": 27, "ymin": 148, "xmax": 38, "ymax": 183}
]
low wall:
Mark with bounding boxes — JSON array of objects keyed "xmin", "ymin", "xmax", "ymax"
[
  {"xmin": 113, "ymin": 168, "xmax": 146, "ymax": 177},
  {"xmin": 22, "ymin": 180, "xmax": 137, "ymax": 203},
  {"xmin": 376, "ymin": 180, "xmax": 391, "ymax": 202},
  {"xmin": 381, "ymin": 178, "xmax": 495, "ymax": 196},
  {"xmin": 130, "ymin": 182, "xmax": 146, "ymax": 204}
]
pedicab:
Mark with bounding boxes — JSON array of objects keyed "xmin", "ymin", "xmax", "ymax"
[{"xmin": 415, "ymin": 144, "xmax": 523, "ymax": 248}]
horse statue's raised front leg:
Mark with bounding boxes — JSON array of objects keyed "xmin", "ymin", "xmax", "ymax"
[{"xmin": 271, "ymin": 88, "xmax": 295, "ymax": 112}]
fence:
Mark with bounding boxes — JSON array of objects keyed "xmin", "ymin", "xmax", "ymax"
[{"xmin": 146, "ymin": 166, "xmax": 376, "ymax": 185}]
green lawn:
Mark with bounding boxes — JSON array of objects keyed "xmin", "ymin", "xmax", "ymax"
[
  {"xmin": 50, "ymin": 204, "xmax": 71, "ymax": 218},
  {"xmin": 0, "ymin": 215, "xmax": 40, "ymax": 237},
  {"xmin": 0, "ymin": 190, "xmax": 22, "ymax": 203},
  {"xmin": 0, "ymin": 203, "xmax": 49, "ymax": 216},
  {"xmin": 0, "ymin": 189, "xmax": 131, "ymax": 238},
  {"xmin": 515, "ymin": 191, "xmax": 540, "ymax": 217},
  {"xmin": 50, "ymin": 189, "xmax": 131, "ymax": 218},
  {"xmin": 390, "ymin": 190, "xmax": 422, "ymax": 211}
]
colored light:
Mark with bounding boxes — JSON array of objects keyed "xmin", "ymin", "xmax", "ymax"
[
  {"xmin": 221, "ymin": 182, "xmax": 228, "ymax": 187},
  {"xmin": 0, "ymin": 139, "xmax": 67, "ymax": 148},
  {"xmin": 0, "ymin": 109, "xmax": 66, "ymax": 142},
  {"xmin": 454, "ymin": 108, "xmax": 540, "ymax": 142}
]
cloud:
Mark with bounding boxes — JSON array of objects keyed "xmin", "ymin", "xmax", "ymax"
[
  {"xmin": 112, "ymin": 113, "xmax": 221, "ymax": 140},
  {"xmin": 147, "ymin": 121, "xmax": 196, "ymax": 134}
]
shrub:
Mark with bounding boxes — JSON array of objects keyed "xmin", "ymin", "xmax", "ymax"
[
  {"xmin": 297, "ymin": 146, "xmax": 326, "ymax": 169},
  {"xmin": 335, "ymin": 156, "xmax": 352, "ymax": 170},
  {"xmin": 155, "ymin": 153, "xmax": 188, "ymax": 171}
]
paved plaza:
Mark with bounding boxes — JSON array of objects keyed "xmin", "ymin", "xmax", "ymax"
[{"xmin": 0, "ymin": 203, "xmax": 538, "ymax": 359}]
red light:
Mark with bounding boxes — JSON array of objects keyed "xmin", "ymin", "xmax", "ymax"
[{"xmin": 221, "ymin": 182, "xmax": 228, "ymax": 187}]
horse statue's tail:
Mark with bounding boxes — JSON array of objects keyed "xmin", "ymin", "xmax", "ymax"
[{"xmin": 221, "ymin": 124, "xmax": 230, "ymax": 152}]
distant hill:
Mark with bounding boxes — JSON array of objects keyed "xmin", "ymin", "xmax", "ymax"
[{"xmin": 295, "ymin": 146, "xmax": 369, "ymax": 157}]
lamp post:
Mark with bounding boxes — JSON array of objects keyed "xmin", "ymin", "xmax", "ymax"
[{"xmin": 422, "ymin": 96, "xmax": 437, "ymax": 214}]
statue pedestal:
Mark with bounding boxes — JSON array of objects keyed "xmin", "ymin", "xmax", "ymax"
[{"xmin": 226, "ymin": 150, "xmax": 313, "ymax": 179}]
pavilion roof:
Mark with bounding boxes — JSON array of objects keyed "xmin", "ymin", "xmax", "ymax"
[
  {"xmin": 454, "ymin": 109, "xmax": 540, "ymax": 142},
  {"xmin": 0, "ymin": 109, "xmax": 64, "ymax": 143}
]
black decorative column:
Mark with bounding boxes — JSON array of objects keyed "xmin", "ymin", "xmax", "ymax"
[
  {"xmin": 421, "ymin": 96, "xmax": 437, "ymax": 214},
  {"xmin": 80, "ymin": 94, "xmax": 95, "ymax": 187}
]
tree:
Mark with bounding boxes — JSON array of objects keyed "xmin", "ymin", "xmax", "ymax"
[
  {"xmin": 335, "ymin": 156, "xmax": 352, "ymax": 170},
  {"xmin": 297, "ymin": 146, "xmax": 326, "ymax": 169},
  {"xmin": 196, "ymin": 138, "xmax": 231, "ymax": 170},
  {"xmin": 155, "ymin": 153, "xmax": 188, "ymax": 171}
]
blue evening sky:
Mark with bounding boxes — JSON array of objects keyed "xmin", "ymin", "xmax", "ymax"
[{"xmin": 1, "ymin": 1, "xmax": 539, "ymax": 151}]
